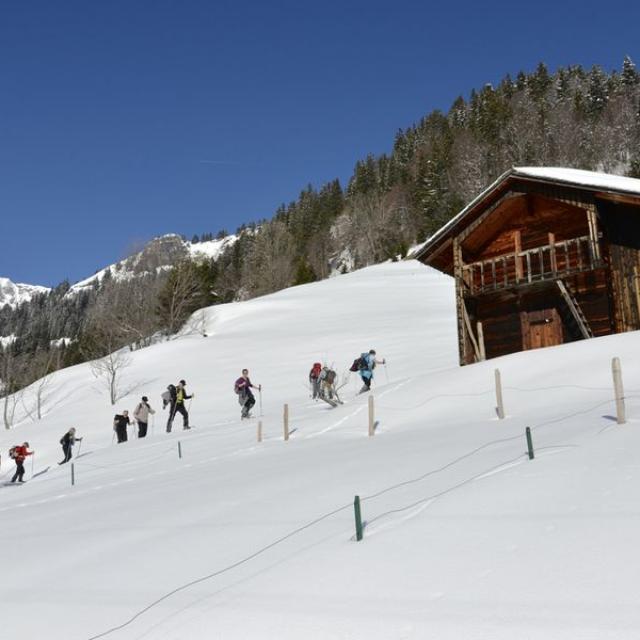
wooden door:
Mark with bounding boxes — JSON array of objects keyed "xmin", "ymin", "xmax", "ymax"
[{"xmin": 520, "ymin": 308, "xmax": 563, "ymax": 350}]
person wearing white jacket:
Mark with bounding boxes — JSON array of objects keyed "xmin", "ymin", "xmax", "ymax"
[{"xmin": 133, "ymin": 396, "xmax": 156, "ymax": 438}]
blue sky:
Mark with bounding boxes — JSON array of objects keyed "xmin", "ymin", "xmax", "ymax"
[{"xmin": 1, "ymin": 0, "xmax": 639, "ymax": 286}]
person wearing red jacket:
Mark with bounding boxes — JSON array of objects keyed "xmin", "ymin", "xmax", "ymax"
[{"xmin": 11, "ymin": 442, "xmax": 33, "ymax": 483}]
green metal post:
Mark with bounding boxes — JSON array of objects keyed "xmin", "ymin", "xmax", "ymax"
[
  {"xmin": 526, "ymin": 427, "xmax": 534, "ymax": 460},
  {"xmin": 354, "ymin": 495, "xmax": 363, "ymax": 541}
]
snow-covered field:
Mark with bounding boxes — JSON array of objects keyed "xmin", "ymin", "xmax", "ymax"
[{"xmin": 2, "ymin": 260, "xmax": 640, "ymax": 640}]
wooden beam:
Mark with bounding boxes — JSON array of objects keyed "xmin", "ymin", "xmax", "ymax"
[
  {"xmin": 453, "ymin": 237, "xmax": 470, "ymax": 365},
  {"xmin": 586, "ymin": 204, "xmax": 601, "ymax": 261},
  {"xmin": 514, "ymin": 230, "xmax": 523, "ymax": 282},
  {"xmin": 463, "ymin": 302, "xmax": 481, "ymax": 362},
  {"xmin": 548, "ymin": 233, "xmax": 557, "ymax": 274},
  {"xmin": 595, "ymin": 191, "xmax": 640, "ymax": 206},
  {"xmin": 458, "ymin": 191, "xmax": 519, "ymax": 243},
  {"xmin": 477, "ymin": 321, "xmax": 486, "ymax": 361}
]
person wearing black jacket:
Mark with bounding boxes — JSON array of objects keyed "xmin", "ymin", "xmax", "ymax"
[
  {"xmin": 167, "ymin": 380, "xmax": 193, "ymax": 432},
  {"xmin": 113, "ymin": 410, "xmax": 131, "ymax": 443},
  {"xmin": 59, "ymin": 427, "xmax": 82, "ymax": 464}
]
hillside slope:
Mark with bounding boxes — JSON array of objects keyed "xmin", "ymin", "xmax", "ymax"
[{"xmin": 1, "ymin": 260, "xmax": 640, "ymax": 640}]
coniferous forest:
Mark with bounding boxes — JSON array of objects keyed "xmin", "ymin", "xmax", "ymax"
[{"xmin": 2, "ymin": 59, "xmax": 640, "ymax": 410}]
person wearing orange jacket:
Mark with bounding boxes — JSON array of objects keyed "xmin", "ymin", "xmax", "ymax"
[{"xmin": 10, "ymin": 442, "xmax": 33, "ymax": 483}]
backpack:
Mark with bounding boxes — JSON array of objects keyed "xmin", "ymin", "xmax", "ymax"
[
  {"xmin": 162, "ymin": 384, "xmax": 176, "ymax": 408},
  {"xmin": 325, "ymin": 369, "xmax": 336, "ymax": 385},
  {"xmin": 349, "ymin": 355, "xmax": 368, "ymax": 372},
  {"xmin": 9, "ymin": 446, "xmax": 17, "ymax": 460},
  {"xmin": 310, "ymin": 362, "xmax": 322, "ymax": 379}
]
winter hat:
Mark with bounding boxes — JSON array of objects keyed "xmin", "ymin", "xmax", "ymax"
[
  {"xmin": 23, "ymin": 441, "xmax": 29, "ymax": 447},
  {"xmin": 142, "ymin": 396, "xmax": 148, "ymax": 402},
  {"xmin": 179, "ymin": 379, "xmax": 186, "ymax": 385},
  {"xmin": 369, "ymin": 349, "xmax": 376, "ymax": 355}
]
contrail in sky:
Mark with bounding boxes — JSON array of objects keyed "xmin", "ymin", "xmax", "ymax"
[{"xmin": 199, "ymin": 159, "xmax": 241, "ymax": 166}]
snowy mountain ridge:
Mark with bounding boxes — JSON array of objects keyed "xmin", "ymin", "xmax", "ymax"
[
  {"xmin": 0, "ymin": 233, "xmax": 238, "ymax": 308},
  {"xmin": 0, "ymin": 277, "xmax": 50, "ymax": 309},
  {"xmin": 67, "ymin": 233, "xmax": 237, "ymax": 295}
]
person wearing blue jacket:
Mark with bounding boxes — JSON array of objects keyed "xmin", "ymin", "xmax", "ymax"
[{"xmin": 359, "ymin": 349, "xmax": 385, "ymax": 393}]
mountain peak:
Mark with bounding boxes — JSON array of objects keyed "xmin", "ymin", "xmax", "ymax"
[{"xmin": 0, "ymin": 277, "xmax": 50, "ymax": 309}]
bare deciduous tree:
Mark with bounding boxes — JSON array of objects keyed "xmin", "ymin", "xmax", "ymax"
[
  {"xmin": 90, "ymin": 349, "xmax": 132, "ymax": 406},
  {"xmin": 1, "ymin": 349, "xmax": 27, "ymax": 430}
]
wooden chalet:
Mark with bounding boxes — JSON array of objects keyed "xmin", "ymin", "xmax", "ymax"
[{"xmin": 412, "ymin": 167, "xmax": 640, "ymax": 365}]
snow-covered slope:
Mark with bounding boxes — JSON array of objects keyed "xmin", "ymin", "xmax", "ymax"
[
  {"xmin": 0, "ymin": 277, "xmax": 50, "ymax": 308},
  {"xmin": 2, "ymin": 260, "xmax": 640, "ymax": 639}
]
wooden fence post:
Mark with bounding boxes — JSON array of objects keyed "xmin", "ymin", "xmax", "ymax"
[
  {"xmin": 612, "ymin": 357, "xmax": 626, "ymax": 424},
  {"xmin": 284, "ymin": 404, "xmax": 290, "ymax": 441},
  {"xmin": 257, "ymin": 420, "xmax": 263, "ymax": 443},
  {"xmin": 368, "ymin": 395, "xmax": 375, "ymax": 437},
  {"xmin": 495, "ymin": 368, "xmax": 505, "ymax": 419}
]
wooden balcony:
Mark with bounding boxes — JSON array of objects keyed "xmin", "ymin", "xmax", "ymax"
[{"xmin": 462, "ymin": 234, "xmax": 602, "ymax": 295}]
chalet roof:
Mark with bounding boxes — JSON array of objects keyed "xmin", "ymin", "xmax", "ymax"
[{"xmin": 410, "ymin": 167, "xmax": 640, "ymax": 267}]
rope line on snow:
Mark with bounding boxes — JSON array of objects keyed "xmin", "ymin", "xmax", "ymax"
[
  {"xmin": 375, "ymin": 388, "xmax": 494, "ymax": 411},
  {"xmin": 75, "ymin": 446, "xmax": 177, "ymax": 471},
  {"xmin": 366, "ymin": 452, "xmax": 528, "ymax": 526},
  {"xmin": 505, "ymin": 384, "xmax": 613, "ymax": 392},
  {"xmin": 84, "ymin": 391, "xmax": 621, "ymax": 639},
  {"xmin": 374, "ymin": 383, "xmax": 640, "ymax": 413},
  {"xmin": 85, "ymin": 502, "xmax": 352, "ymax": 640},
  {"xmin": 362, "ymin": 396, "xmax": 619, "ymax": 504}
]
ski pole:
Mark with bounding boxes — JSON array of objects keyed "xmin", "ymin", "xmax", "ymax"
[
  {"xmin": 76, "ymin": 439, "xmax": 83, "ymax": 459},
  {"xmin": 259, "ymin": 386, "xmax": 263, "ymax": 417},
  {"xmin": 31, "ymin": 452, "xmax": 35, "ymax": 478}
]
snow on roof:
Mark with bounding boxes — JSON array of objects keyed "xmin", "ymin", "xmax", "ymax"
[
  {"xmin": 410, "ymin": 167, "xmax": 640, "ymax": 261},
  {"xmin": 513, "ymin": 167, "xmax": 640, "ymax": 195}
]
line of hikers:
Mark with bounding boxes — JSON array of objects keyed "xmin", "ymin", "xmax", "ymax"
[
  {"xmin": 309, "ymin": 349, "xmax": 385, "ymax": 402},
  {"xmin": 2, "ymin": 351, "xmax": 385, "ymax": 481}
]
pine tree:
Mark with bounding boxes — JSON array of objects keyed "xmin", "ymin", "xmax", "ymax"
[{"xmin": 622, "ymin": 55, "xmax": 638, "ymax": 87}]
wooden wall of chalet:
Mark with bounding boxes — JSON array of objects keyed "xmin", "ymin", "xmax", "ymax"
[
  {"xmin": 420, "ymin": 176, "xmax": 640, "ymax": 366},
  {"xmin": 598, "ymin": 199, "xmax": 640, "ymax": 332},
  {"xmin": 471, "ymin": 268, "xmax": 613, "ymax": 361},
  {"xmin": 456, "ymin": 182, "xmax": 623, "ymax": 364}
]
